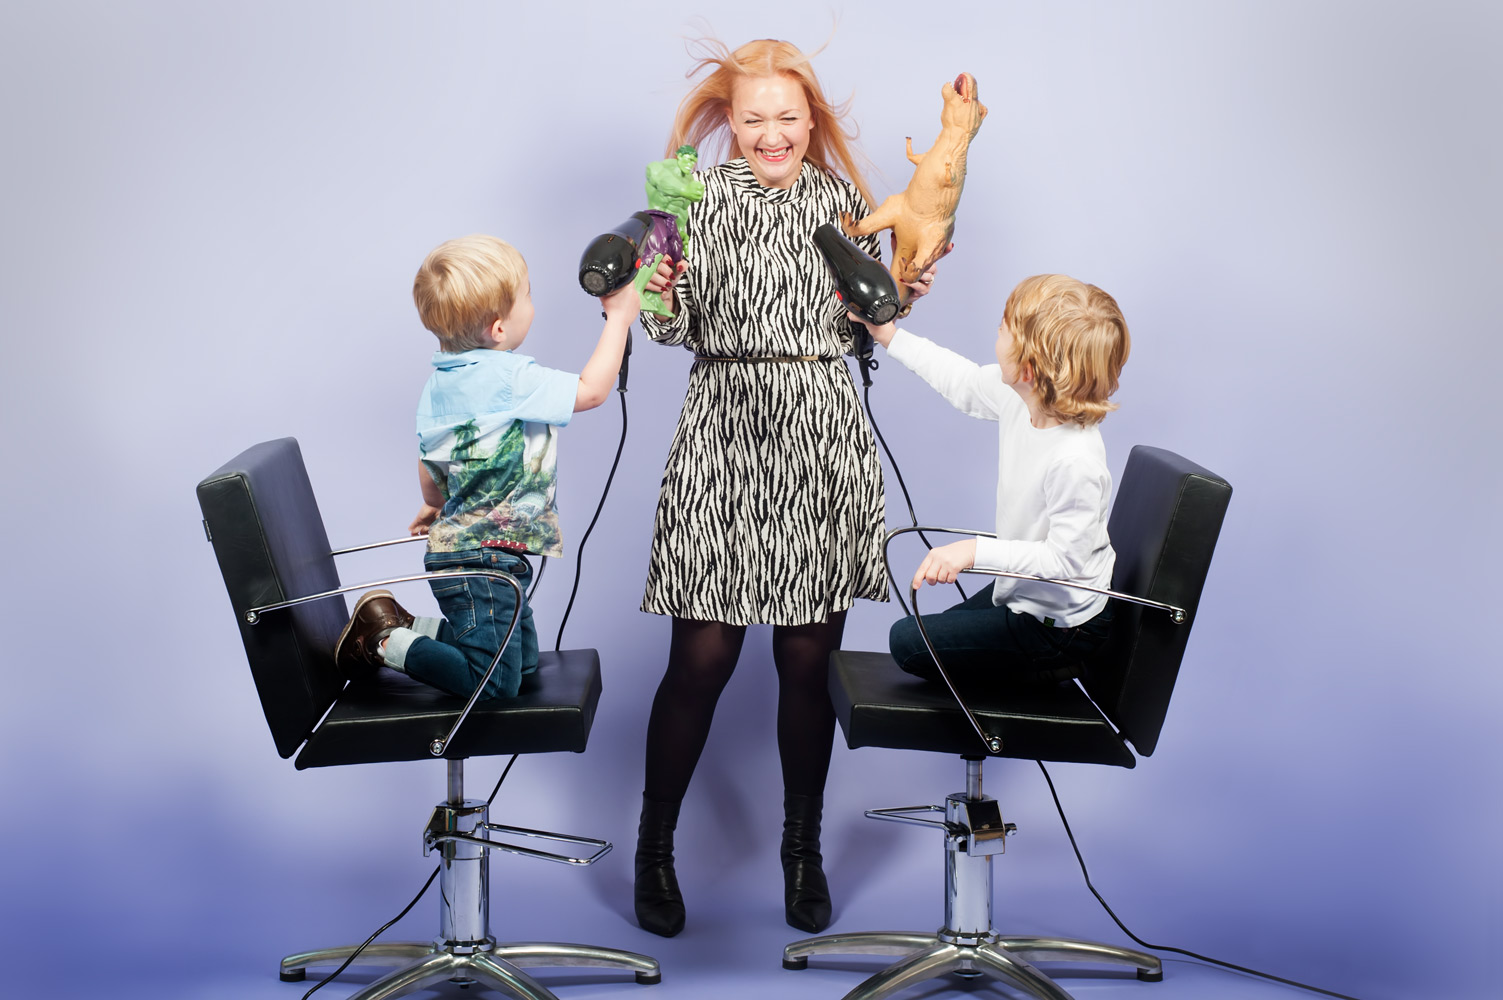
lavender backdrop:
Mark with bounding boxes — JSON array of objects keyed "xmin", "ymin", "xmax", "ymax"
[{"xmin": 1, "ymin": 3, "xmax": 1498, "ymax": 999}]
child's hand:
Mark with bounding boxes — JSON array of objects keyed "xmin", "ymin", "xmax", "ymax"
[
  {"xmin": 846, "ymin": 310, "xmax": 897, "ymax": 347},
  {"xmin": 601, "ymin": 277, "xmax": 641, "ymax": 325},
  {"xmin": 912, "ymin": 539, "xmax": 976, "ymax": 590},
  {"xmin": 409, "ymin": 504, "xmax": 441, "ymax": 536},
  {"xmin": 643, "ymin": 258, "xmax": 687, "ymax": 316}
]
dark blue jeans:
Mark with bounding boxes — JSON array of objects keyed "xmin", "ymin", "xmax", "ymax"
[
  {"xmin": 402, "ymin": 549, "xmax": 538, "ymax": 701},
  {"xmin": 889, "ymin": 582, "xmax": 1112, "ymax": 689}
]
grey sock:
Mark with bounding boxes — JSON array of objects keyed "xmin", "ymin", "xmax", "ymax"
[{"xmin": 382, "ymin": 626, "xmax": 423, "ymax": 670}]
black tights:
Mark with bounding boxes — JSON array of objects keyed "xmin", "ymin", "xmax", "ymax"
[{"xmin": 642, "ymin": 612, "xmax": 848, "ymax": 804}]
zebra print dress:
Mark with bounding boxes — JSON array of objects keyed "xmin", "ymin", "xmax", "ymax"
[{"xmin": 639, "ymin": 157, "xmax": 889, "ymax": 625}]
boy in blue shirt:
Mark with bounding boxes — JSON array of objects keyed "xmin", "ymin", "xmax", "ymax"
[{"xmin": 334, "ymin": 234, "xmax": 640, "ymax": 698}]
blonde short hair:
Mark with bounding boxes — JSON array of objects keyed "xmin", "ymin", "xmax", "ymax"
[
  {"xmin": 1003, "ymin": 274, "xmax": 1130, "ymax": 427},
  {"xmin": 413, "ymin": 235, "xmax": 527, "ymax": 352}
]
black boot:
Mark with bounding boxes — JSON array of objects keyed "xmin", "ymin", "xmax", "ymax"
[
  {"xmin": 781, "ymin": 792, "xmax": 832, "ymax": 933},
  {"xmin": 634, "ymin": 795, "xmax": 685, "ymax": 937}
]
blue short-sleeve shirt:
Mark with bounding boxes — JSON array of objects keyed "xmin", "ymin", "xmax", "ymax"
[{"xmin": 416, "ymin": 348, "xmax": 578, "ymax": 556}]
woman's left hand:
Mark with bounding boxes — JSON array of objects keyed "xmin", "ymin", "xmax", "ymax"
[{"xmin": 900, "ymin": 239, "xmax": 954, "ymax": 302}]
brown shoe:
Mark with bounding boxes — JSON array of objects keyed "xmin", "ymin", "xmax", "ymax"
[{"xmin": 334, "ymin": 590, "xmax": 415, "ymax": 679}]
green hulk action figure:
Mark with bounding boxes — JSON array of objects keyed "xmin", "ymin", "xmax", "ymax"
[
  {"xmin": 635, "ymin": 145, "xmax": 706, "ymax": 315},
  {"xmin": 648, "ymin": 144, "xmax": 705, "ymax": 248}
]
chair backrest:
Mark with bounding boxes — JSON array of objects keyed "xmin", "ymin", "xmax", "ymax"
[
  {"xmin": 197, "ymin": 438, "xmax": 347, "ymax": 758},
  {"xmin": 1083, "ymin": 445, "xmax": 1232, "ymax": 757}
]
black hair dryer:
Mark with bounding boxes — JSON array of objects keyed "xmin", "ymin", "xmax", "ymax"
[
  {"xmin": 578, "ymin": 212, "xmax": 654, "ymax": 296},
  {"xmin": 813, "ymin": 223, "xmax": 900, "ymax": 326}
]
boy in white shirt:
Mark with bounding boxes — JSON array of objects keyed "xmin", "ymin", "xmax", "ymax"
[{"xmin": 850, "ymin": 274, "xmax": 1130, "ymax": 685}]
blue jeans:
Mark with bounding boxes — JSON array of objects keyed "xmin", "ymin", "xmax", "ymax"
[
  {"xmin": 400, "ymin": 549, "xmax": 538, "ymax": 701},
  {"xmin": 889, "ymin": 583, "xmax": 1112, "ymax": 689}
]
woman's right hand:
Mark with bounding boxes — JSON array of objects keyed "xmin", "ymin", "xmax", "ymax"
[{"xmin": 644, "ymin": 258, "xmax": 688, "ymax": 317}]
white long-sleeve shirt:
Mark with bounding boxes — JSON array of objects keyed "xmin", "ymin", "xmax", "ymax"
[{"xmin": 886, "ymin": 328, "xmax": 1114, "ymax": 627}]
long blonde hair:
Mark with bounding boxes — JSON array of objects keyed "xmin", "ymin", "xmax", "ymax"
[{"xmin": 666, "ymin": 37, "xmax": 875, "ymax": 209}]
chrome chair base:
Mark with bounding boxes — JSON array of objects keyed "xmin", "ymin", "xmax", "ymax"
[
  {"xmin": 281, "ymin": 940, "xmax": 661, "ymax": 999},
  {"xmin": 279, "ymin": 761, "xmax": 660, "ymax": 1000},
  {"xmin": 783, "ymin": 932, "xmax": 1160, "ymax": 1000},
  {"xmin": 784, "ymin": 759, "xmax": 1160, "ymax": 1000}
]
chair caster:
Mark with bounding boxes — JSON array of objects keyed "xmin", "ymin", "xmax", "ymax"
[
  {"xmin": 783, "ymin": 956, "xmax": 808, "ymax": 971},
  {"xmin": 635, "ymin": 970, "xmax": 662, "ymax": 985},
  {"xmin": 279, "ymin": 968, "xmax": 306, "ymax": 982},
  {"xmin": 1137, "ymin": 968, "xmax": 1164, "ymax": 982}
]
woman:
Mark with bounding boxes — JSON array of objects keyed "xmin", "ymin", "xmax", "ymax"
[{"xmin": 634, "ymin": 38, "xmax": 936, "ymax": 937}]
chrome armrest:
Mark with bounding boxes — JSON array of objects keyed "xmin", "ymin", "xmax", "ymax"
[
  {"xmin": 881, "ymin": 525, "xmax": 997, "ymax": 609},
  {"xmin": 883, "ymin": 526, "xmax": 1005, "ymax": 754},
  {"xmin": 885, "ymin": 525, "xmax": 1188, "ymax": 757},
  {"xmin": 242, "ymin": 537, "xmax": 523, "ymax": 760},
  {"xmin": 330, "ymin": 534, "xmax": 428, "ymax": 556}
]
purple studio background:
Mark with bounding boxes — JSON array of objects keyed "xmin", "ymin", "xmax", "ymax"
[{"xmin": 0, "ymin": 3, "xmax": 1498, "ymax": 999}]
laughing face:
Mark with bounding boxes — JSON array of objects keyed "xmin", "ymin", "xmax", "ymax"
[{"xmin": 727, "ymin": 73, "xmax": 814, "ymax": 190}]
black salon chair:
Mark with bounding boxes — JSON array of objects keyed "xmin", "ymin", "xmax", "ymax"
[
  {"xmin": 784, "ymin": 445, "xmax": 1232, "ymax": 1000},
  {"xmin": 197, "ymin": 437, "xmax": 659, "ymax": 1000}
]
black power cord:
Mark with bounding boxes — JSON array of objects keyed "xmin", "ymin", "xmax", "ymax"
[
  {"xmin": 487, "ymin": 753, "xmax": 519, "ymax": 806},
  {"xmin": 555, "ymin": 385, "xmax": 628, "ymax": 652},
  {"xmin": 1036, "ymin": 761, "xmax": 1364, "ymax": 1000},
  {"xmin": 527, "ymin": 556, "xmax": 545, "ymax": 601},
  {"xmin": 298, "ymin": 755, "xmax": 522, "ymax": 998},
  {"xmin": 859, "ymin": 370, "xmax": 966, "ymax": 615},
  {"xmin": 300, "ymin": 864, "xmax": 439, "ymax": 999}
]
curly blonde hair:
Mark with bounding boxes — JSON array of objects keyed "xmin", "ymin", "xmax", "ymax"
[
  {"xmin": 665, "ymin": 37, "xmax": 875, "ymax": 209},
  {"xmin": 1003, "ymin": 275, "xmax": 1130, "ymax": 427}
]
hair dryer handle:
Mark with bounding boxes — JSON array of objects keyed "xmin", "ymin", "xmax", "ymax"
[{"xmin": 618, "ymin": 326, "xmax": 632, "ymax": 392}]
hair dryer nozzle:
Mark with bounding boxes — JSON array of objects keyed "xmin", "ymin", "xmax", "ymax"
[
  {"xmin": 579, "ymin": 213, "xmax": 655, "ymax": 296},
  {"xmin": 812, "ymin": 224, "xmax": 900, "ymax": 326}
]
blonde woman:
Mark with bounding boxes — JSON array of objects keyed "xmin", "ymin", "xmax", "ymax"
[{"xmin": 633, "ymin": 38, "xmax": 937, "ymax": 937}]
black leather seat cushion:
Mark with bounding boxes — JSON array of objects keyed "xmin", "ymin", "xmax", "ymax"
[
  {"xmin": 830, "ymin": 651, "xmax": 1136, "ymax": 767},
  {"xmin": 295, "ymin": 649, "xmax": 601, "ymax": 769}
]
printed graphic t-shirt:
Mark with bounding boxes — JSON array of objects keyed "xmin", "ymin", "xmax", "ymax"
[{"xmin": 416, "ymin": 348, "xmax": 577, "ymax": 556}]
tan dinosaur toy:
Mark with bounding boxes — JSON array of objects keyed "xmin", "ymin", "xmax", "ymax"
[{"xmin": 840, "ymin": 73, "xmax": 987, "ymax": 316}]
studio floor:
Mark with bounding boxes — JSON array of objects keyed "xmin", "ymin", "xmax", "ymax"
[
  {"xmin": 113, "ymin": 912, "xmax": 1333, "ymax": 1000},
  {"xmin": 36, "ymin": 775, "xmax": 1354, "ymax": 1000},
  {"xmin": 179, "ymin": 950, "xmax": 1325, "ymax": 1000}
]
